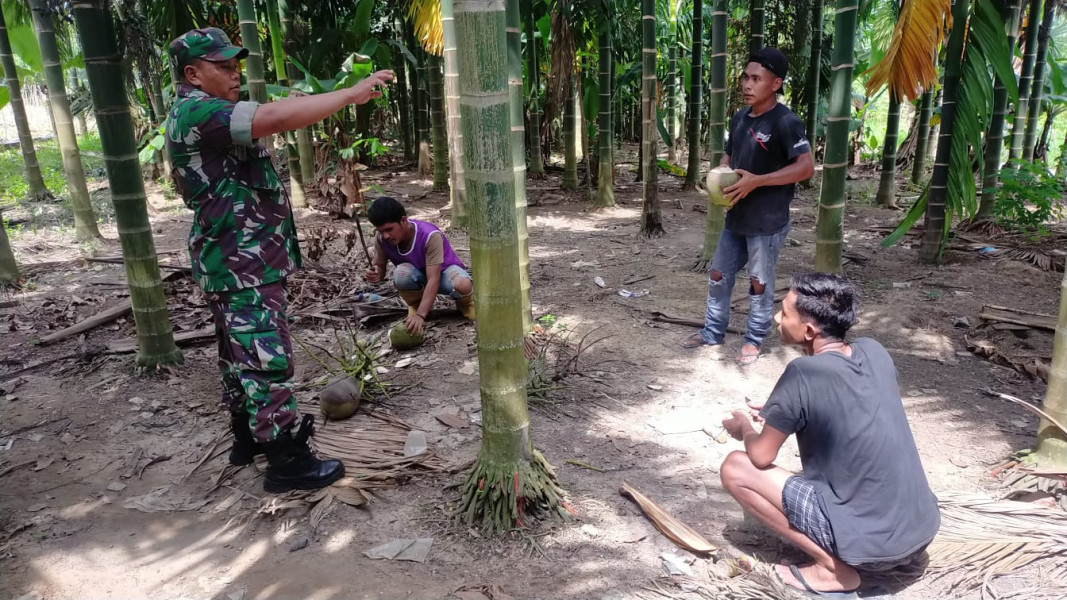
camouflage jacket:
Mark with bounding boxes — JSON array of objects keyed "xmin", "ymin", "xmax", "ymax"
[{"xmin": 165, "ymin": 83, "xmax": 301, "ymax": 292}]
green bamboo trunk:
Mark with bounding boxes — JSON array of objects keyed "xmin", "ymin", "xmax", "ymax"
[
  {"xmin": 749, "ymin": 0, "xmax": 765, "ymax": 54},
  {"xmin": 812, "ymin": 0, "xmax": 859, "ymax": 273},
  {"xmin": 697, "ymin": 0, "xmax": 727, "ymax": 266},
  {"xmin": 919, "ymin": 0, "xmax": 969, "ymax": 264},
  {"xmin": 0, "ymin": 5, "xmax": 51, "ymax": 202},
  {"xmin": 912, "ymin": 89, "xmax": 934, "ymax": 184},
  {"xmin": 1022, "ymin": 0, "xmax": 1053, "ymax": 162},
  {"xmin": 641, "ymin": 0, "xmax": 663, "ymax": 237},
  {"xmin": 562, "ymin": 77, "xmax": 579, "ymax": 190},
  {"xmin": 236, "ymin": 0, "xmax": 267, "ymax": 104},
  {"xmin": 0, "ymin": 212, "xmax": 17, "ymax": 284},
  {"xmin": 684, "ymin": 0, "xmax": 703, "ymax": 190},
  {"xmin": 595, "ymin": 24, "xmax": 615, "ymax": 207},
  {"xmin": 505, "ymin": 0, "xmax": 532, "ymax": 331},
  {"xmin": 266, "ymin": 0, "xmax": 306, "ymax": 208},
  {"xmin": 392, "ymin": 19, "xmax": 413, "ymax": 161},
  {"xmin": 278, "ymin": 0, "xmax": 315, "ymax": 191},
  {"xmin": 523, "ymin": 0, "xmax": 544, "ymax": 176},
  {"xmin": 1008, "ymin": 0, "xmax": 1042, "ymax": 161},
  {"xmin": 1034, "ymin": 268, "xmax": 1067, "ymax": 466},
  {"xmin": 453, "ymin": 0, "xmax": 566, "ymax": 532},
  {"xmin": 666, "ymin": 21, "xmax": 678, "ymax": 163},
  {"xmin": 428, "ymin": 55, "xmax": 450, "ymax": 190},
  {"xmin": 29, "ymin": 0, "xmax": 100, "ymax": 240},
  {"xmin": 442, "ymin": 0, "xmax": 468, "ymax": 225},
  {"xmin": 71, "ymin": 0, "xmax": 181, "ymax": 368},
  {"xmin": 978, "ymin": 0, "xmax": 1022, "ymax": 218},
  {"xmin": 72, "ymin": 69, "xmax": 88, "ymax": 136},
  {"xmin": 874, "ymin": 94, "xmax": 901, "ymax": 208},
  {"xmin": 805, "ymin": 0, "xmax": 823, "ymax": 140}
]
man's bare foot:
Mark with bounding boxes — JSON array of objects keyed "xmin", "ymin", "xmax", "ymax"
[{"xmin": 775, "ymin": 563, "xmax": 860, "ymax": 595}]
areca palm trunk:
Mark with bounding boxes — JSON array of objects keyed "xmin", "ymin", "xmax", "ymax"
[
  {"xmin": 562, "ymin": 77, "xmax": 579, "ymax": 190},
  {"xmin": 812, "ymin": 0, "xmax": 859, "ymax": 273},
  {"xmin": 1008, "ymin": 0, "xmax": 1042, "ymax": 161},
  {"xmin": 695, "ymin": 0, "xmax": 727, "ymax": 268},
  {"xmin": 0, "ymin": 5, "xmax": 51, "ymax": 202},
  {"xmin": 749, "ymin": 0, "xmax": 765, "ymax": 53},
  {"xmin": 29, "ymin": 0, "xmax": 100, "ymax": 241},
  {"xmin": 524, "ymin": 0, "xmax": 544, "ymax": 176},
  {"xmin": 595, "ymin": 23, "xmax": 615, "ymax": 207},
  {"xmin": 236, "ymin": 0, "xmax": 267, "ymax": 103},
  {"xmin": 453, "ymin": 0, "xmax": 567, "ymax": 532},
  {"xmin": 1035, "ymin": 268, "xmax": 1067, "ymax": 466},
  {"xmin": 1022, "ymin": 0, "xmax": 1054, "ymax": 162},
  {"xmin": 278, "ymin": 0, "xmax": 315, "ymax": 185},
  {"xmin": 266, "ymin": 0, "xmax": 306, "ymax": 207},
  {"xmin": 1059, "ymin": 129, "xmax": 1067, "ymax": 176},
  {"xmin": 506, "ymin": 0, "xmax": 532, "ymax": 331},
  {"xmin": 393, "ymin": 21, "xmax": 414, "ymax": 161},
  {"xmin": 874, "ymin": 94, "xmax": 901, "ymax": 208},
  {"xmin": 72, "ymin": 0, "xmax": 182, "ymax": 369},
  {"xmin": 413, "ymin": 41, "xmax": 432, "ymax": 178},
  {"xmin": 978, "ymin": 0, "xmax": 1023, "ymax": 218},
  {"xmin": 428, "ymin": 55, "xmax": 450, "ymax": 191},
  {"xmin": 666, "ymin": 18, "xmax": 678, "ymax": 163},
  {"xmin": 805, "ymin": 0, "xmax": 823, "ymax": 140},
  {"xmin": 640, "ymin": 0, "xmax": 664, "ymax": 237},
  {"xmin": 919, "ymin": 0, "xmax": 969, "ymax": 264},
  {"xmin": 912, "ymin": 89, "xmax": 934, "ymax": 184},
  {"xmin": 683, "ymin": 0, "xmax": 703, "ymax": 190},
  {"xmin": 0, "ymin": 212, "xmax": 17, "ymax": 284},
  {"xmin": 442, "ymin": 0, "xmax": 468, "ymax": 224}
]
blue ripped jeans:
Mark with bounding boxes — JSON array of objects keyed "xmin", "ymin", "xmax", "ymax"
[
  {"xmin": 393, "ymin": 263, "xmax": 472, "ymax": 299},
  {"xmin": 698, "ymin": 224, "xmax": 790, "ymax": 348}
]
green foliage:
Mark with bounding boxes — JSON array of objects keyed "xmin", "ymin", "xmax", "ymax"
[
  {"xmin": 993, "ymin": 159, "xmax": 1066, "ymax": 237},
  {"xmin": 1, "ymin": 133, "xmax": 106, "ymax": 204},
  {"xmin": 340, "ymin": 135, "xmax": 387, "ymax": 161}
]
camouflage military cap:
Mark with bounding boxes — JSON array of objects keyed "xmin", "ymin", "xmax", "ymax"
[{"xmin": 169, "ymin": 28, "xmax": 249, "ymax": 72}]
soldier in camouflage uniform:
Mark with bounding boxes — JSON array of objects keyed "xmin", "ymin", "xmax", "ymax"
[{"xmin": 165, "ymin": 28, "xmax": 393, "ymax": 493}]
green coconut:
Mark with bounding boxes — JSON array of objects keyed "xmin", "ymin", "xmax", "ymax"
[
  {"xmin": 320, "ymin": 375, "xmax": 362, "ymax": 420},
  {"xmin": 706, "ymin": 166, "xmax": 739, "ymax": 208},
  {"xmin": 389, "ymin": 321, "xmax": 425, "ymax": 350}
]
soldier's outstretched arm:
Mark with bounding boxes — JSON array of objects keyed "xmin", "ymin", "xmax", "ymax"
[{"xmin": 251, "ymin": 70, "xmax": 394, "ymax": 139}]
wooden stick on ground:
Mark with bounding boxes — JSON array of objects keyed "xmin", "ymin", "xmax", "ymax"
[{"xmin": 34, "ymin": 300, "xmax": 132, "ymax": 346}]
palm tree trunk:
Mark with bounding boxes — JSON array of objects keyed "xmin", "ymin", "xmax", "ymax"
[
  {"xmin": 1008, "ymin": 0, "xmax": 1042, "ymax": 161},
  {"xmin": 72, "ymin": 0, "xmax": 182, "ymax": 369},
  {"xmin": 749, "ymin": 0, "xmax": 765, "ymax": 53},
  {"xmin": 813, "ymin": 0, "xmax": 859, "ymax": 273},
  {"xmin": 875, "ymin": 94, "xmax": 901, "ymax": 208},
  {"xmin": 278, "ymin": 0, "xmax": 315, "ymax": 190},
  {"xmin": 927, "ymin": 85, "xmax": 942, "ymax": 158},
  {"xmin": 791, "ymin": 0, "xmax": 811, "ymax": 113},
  {"xmin": 266, "ymin": 0, "xmax": 306, "ymax": 208},
  {"xmin": 695, "ymin": 0, "xmax": 727, "ymax": 269},
  {"xmin": 236, "ymin": 0, "xmax": 267, "ymax": 104},
  {"xmin": 911, "ymin": 89, "xmax": 934, "ymax": 183},
  {"xmin": 506, "ymin": 0, "xmax": 532, "ymax": 332},
  {"xmin": 0, "ymin": 212, "xmax": 17, "ymax": 284},
  {"xmin": 1058, "ymin": 128, "xmax": 1067, "ymax": 177},
  {"xmin": 71, "ymin": 70, "xmax": 88, "ymax": 136},
  {"xmin": 428, "ymin": 55, "xmax": 449, "ymax": 191},
  {"xmin": 0, "ymin": 5, "xmax": 51, "ymax": 202},
  {"xmin": 684, "ymin": 0, "xmax": 703, "ymax": 190},
  {"xmin": 562, "ymin": 77, "xmax": 579, "ymax": 190},
  {"xmin": 1034, "ymin": 267, "xmax": 1067, "ymax": 466},
  {"xmin": 29, "ymin": 0, "xmax": 100, "ymax": 241},
  {"xmin": 1022, "ymin": 0, "xmax": 1054, "ymax": 162},
  {"xmin": 442, "ymin": 0, "xmax": 468, "ymax": 224},
  {"xmin": 667, "ymin": 19, "xmax": 678, "ymax": 163},
  {"xmin": 392, "ymin": 18, "xmax": 414, "ymax": 161},
  {"xmin": 414, "ymin": 43, "xmax": 432, "ymax": 178},
  {"xmin": 919, "ymin": 0, "xmax": 969, "ymax": 264},
  {"xmin": 595, "ymin": 22, "xmax": 615, "ymax": 207},
  {"xmin": 453, "ymin": 0, "xmax": 567, "ymax": 532},
  {"xmin": 524, "ymin": 0, "xmax": 544, "ymax": 176},
  {"xmin": 641, "ymin": 0, "xmax": 664, "ymax": 237},
  {"xmin": 978, "ymin": 0, "xmax": 1023, "ymax": 218},
  {"xmin": 805, "ymin": 0, "xmax": 824, "ymax": 142}
]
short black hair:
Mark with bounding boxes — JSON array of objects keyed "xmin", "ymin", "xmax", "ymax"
[
  {"xmin": 367, "ymin": 196, "xmax": 406, "ymax": 226},
  {"xmin": 790, "ymin": 273, "xmax": 858, "ymax": 341}
]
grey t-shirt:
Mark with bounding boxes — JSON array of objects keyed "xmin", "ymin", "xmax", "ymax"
[{"xmin": 761, "ymin": 338, "xmax": 940, "ymax": 564}]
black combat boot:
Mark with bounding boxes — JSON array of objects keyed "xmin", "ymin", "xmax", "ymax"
[
  {"xmin": 262, "ymin": 415, "xmax": 345, "ymax": 493},
  {"xmin": 229, "ymin": 412, "xmax": 264, "ymax": 466}
]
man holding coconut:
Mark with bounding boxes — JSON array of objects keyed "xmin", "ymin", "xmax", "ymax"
[{"xmin": 682, "ymin": 47, "xmax": 814, "ymax": 364}]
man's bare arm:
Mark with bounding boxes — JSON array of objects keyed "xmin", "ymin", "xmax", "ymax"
[{"xmin": 251, "ymin": 70, "xmax": 393, "ymax": 139}]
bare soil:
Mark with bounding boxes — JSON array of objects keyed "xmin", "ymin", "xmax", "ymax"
[{"xmin": 0, "ymin": 158, "xmax": 1062, "ymax": 600}]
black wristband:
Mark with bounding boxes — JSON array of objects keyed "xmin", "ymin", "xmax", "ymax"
[{"xmin": 415, "ymin": 314, "xmax": 426, "ymax": 320}]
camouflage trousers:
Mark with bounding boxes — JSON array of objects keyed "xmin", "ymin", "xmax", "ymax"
[{"xmin": 206, "ymin": 280, "xmax": 297, "ymax": 443}]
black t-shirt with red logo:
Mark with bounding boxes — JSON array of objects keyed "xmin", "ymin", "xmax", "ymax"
[{"xmin": 723, "ymin": 103, "xmax": 811, "ymax": 236}]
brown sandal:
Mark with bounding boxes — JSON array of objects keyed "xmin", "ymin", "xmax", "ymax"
[
  {"xmin": 681, "ymin": 333, "xmax": 709, "ymax": 349},
  {"xmin": 736, "ymin": 345, "xmax": 761, "ymax": 365}
]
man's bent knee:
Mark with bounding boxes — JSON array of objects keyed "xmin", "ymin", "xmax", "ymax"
[
  {"xmin": 710, "ymin": 269, "xmax": 724, "ymax": 282},
  {"xmin": 452, "ymin": 274, "xmax": 473, "ymax": 296},
  {"xmin": 393, "ymin": 263, "xmax": 422, "ymax": 290},
  {"xmin": 750, "ymin": 277, "xmax": 765, "ymax": 296},
  {"xmin": 719, "ymin": 450, "xmax": 753, "ymax": 491}
]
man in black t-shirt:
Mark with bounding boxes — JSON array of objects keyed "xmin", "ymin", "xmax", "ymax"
[
  {"xmin": 682, "ymin": 48, "xmax": 814, "ymax": 365},
  {"xmin": 719, "ymin": 273, "xmax": 940, "ymax": 598}
]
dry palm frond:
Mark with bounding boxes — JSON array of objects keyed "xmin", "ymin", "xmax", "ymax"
[
  {"xmin": 545, "ymin": 1, "xmax": 576, "ymax": 128},
  {"xmin": 407, "ymin": 0, "xmax": 443, "ymax": 56},
  {"xmin": 926, "ymin": 492, "xmax": 1067, "ymax": 592},
  {"xmin": 990, "ymin": 247, "xmax": 1065, "ymax": 272},
  {"xmin": 864, "ymin": 0, "xmax": 952, "ymax": 101}
]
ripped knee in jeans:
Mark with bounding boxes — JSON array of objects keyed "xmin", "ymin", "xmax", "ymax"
[
  {"xmin": 710, "ymin": 269, "xmax": 725, "ymax": 284},
  {"xmin": 749, "ymin": 277, "xmax": 765, "ymax": 296}
]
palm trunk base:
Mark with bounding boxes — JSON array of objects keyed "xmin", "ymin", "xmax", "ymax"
[
  {"xmin": 641, "ymin": 215, "xmax": 665, "ymax": 238},
  {"xmin": 418, "ymin": 142, "xmax": 433, "ymax": 178},
  {"xmin": 692, "ymin": 204, "xmax": 724, "ymax": 271},
  {"xmin": 1030, "ymin": 436, "xmax": 1067, "ymax": 468},
  {"xmin": 134, "ymin": 347, "xmax": 185, "ymax": 370},
  {"xmin": 456, "ymin": 447, "xmax": 572, "ymax": 533},
  {"xmin": 875, "ymin": 170, "xmax": 897, "ymax": 208}
]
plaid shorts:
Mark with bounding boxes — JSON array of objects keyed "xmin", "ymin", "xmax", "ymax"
[{"xmin": 782, "ymin": 475, "xmax": 837, "ymax": 555}]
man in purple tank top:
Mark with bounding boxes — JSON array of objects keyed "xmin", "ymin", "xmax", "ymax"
[{"xmin": 365, "ymin": 197, "xmax": 474, "ymax": 335}]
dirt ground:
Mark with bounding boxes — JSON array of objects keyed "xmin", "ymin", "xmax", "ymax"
[{"xmin": 1, "ymin": 157, "xmax": 1063, "ymax": 600}]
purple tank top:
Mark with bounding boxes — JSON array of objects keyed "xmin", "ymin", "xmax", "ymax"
[{"xmin": 380, "ymin": 220, "xmax": 466, "ymax": 272}]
